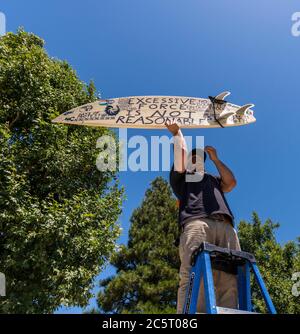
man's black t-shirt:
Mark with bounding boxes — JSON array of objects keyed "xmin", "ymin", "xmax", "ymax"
[{"xmin": 169, "ymin": 166, "xmax": 234, "ymax": 226}]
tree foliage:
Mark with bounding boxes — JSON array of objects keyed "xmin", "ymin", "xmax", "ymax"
[
  {"xmin": 0, "ymin": 30, "xmax": 123, "ymax": 313},
  {"xmin": 238, "ymin": 213, "xmax": 300, "ymax": 314},
  {"xmin": 97, "ymin": 177, "xmax": 180, "ymax": 313},
  {"xmin": 97, "ymin": 178, "xmax": 300, "ymax": 314}
]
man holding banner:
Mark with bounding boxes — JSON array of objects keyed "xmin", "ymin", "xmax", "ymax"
[{"xmin": 165, "ymin": 120, "xmax": 241, "ymax": 314}]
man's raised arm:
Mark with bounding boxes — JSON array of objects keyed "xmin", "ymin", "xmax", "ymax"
[
  {"xmin": 205, "ymin": 146, "xmax": 237, "ymax": 193},
  {"xmin": 165, "ymin": 120, "xmax": 187, "ymax": 173}
]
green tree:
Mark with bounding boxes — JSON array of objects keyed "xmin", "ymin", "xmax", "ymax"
[
  {"xmin": 238, "ymin": 213, "xmax": 300, "ymax": 314},
  {"xmin": 97, "ymin": 178, "xmax": 300, "ymax": 314},
  {"xmin": 0, "ymin": 30, "xmax": 123, "ymax": 313},
  {"xmin": 97, "ymin": 177, "xmax": 180, "ymax": 314}
]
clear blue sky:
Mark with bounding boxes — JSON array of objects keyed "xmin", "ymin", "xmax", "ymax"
[{"xmin": 2, "ymin": 0, "xmax": 300, "ymax": 313}]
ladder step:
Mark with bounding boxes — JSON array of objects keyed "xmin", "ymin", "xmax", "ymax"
[{"xmin": 216, "ymin": 307, "xmax": 257, "ymax": 314}]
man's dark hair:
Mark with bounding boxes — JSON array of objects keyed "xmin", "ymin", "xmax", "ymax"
[{"xmin": 191, "ymin": 148, "xmax": 207, "ymax": 162}]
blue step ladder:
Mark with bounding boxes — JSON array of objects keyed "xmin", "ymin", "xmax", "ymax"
[{"xmin": 183, "ymin": 242, "xmax": 277, "ymax": 314}]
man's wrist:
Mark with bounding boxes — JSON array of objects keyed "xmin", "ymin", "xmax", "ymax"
[{"xmin": 173, "ymin": 129, "xmax": 182, "ymax": 137}]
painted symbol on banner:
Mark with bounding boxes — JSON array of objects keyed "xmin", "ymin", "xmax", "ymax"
[{"xmin": 104, "ymin": 104, "xmax": 120, "ymax": 116}]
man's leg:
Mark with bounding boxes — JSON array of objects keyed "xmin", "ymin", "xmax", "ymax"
[
  {"xmin": 214, "ymin": 219, "xmax": 241, "ymax": 309},
  {"xmin": 177, "ymin": 219, "xmax": 216, "ymax": 314}
]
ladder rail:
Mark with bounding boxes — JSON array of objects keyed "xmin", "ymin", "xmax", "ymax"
[
  {"xmin": 237, "ymin": 262, "xmax": 252, "ymax": 311},
  {"xmin": 201, "ymin": 252, "xmax": 217, "ymax": 314},
  {"xmin": 250, "ymin": 262, "xmax": 277, "ymax": 314},
  {"xmin": 183, "ymin": 252, "xmax": 202, "ymax": 314}
]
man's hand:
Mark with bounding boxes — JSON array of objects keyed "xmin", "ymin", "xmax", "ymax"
[
  {"xmin": 205, "ymin": 146, "xmax": 219, "ymax": 162},
  {"xmin": 165, "ymin": 119, "xmax": 180, "ymax": 136}
]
